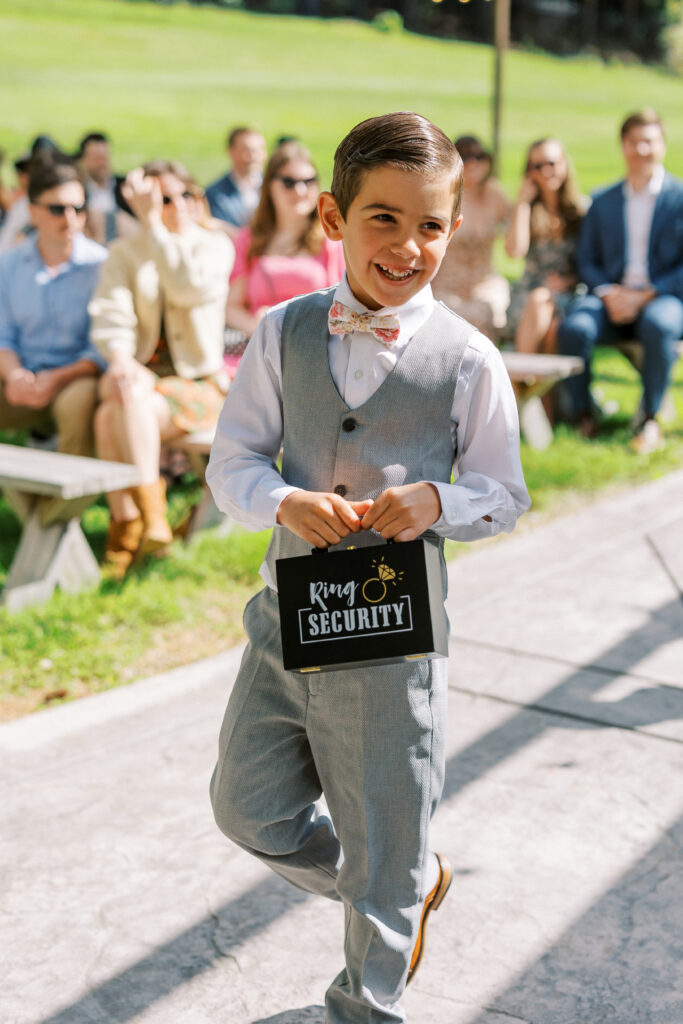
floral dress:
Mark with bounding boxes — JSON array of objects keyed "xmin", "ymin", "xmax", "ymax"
[{"xmin": 506, "ymin": 232, "xmax": 580, "ymax": 336}]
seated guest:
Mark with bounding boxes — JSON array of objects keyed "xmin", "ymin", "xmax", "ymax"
[
  {"xmin": 559, "ymin": 109, "xmax": 683, "ymax": 451},
  {"xmin": 432, "ymin": 134, "xmax": 511, "ymax": 338},
  {"xmin": 205, "ymin": 126, "xmax": 266, "ymax": 240},
  {"xmin": 0, "ymin": 137, "xmax": 61, "ymax": 253},
  {"xmin": 0, "ymin": 153, "xmax": 30, "ymax": 253},
  {"xmin": 77, "ymin": 130, "xmax": 134, "ymax": 245},
  {"xmin": 89, "ymin": 160, "xmax": 234, "ymax": 575},
  {"xmin": 505, "ymin": 138, "xmax": 585, "ymax": 355},
  {"xmin": 0, "ymin": 159, "xmax": 106, "ymax": 455},
  {"xmin": 225, "ymin": 141, "xmax": 345, "ymax": 342}
]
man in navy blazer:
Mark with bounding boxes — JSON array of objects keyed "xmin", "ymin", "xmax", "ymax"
[
  {"xmin": 205, "ymin": 126, "xmax": 266, "ymax": 241},
  {"xmin": 558, "ymin": 109, "xmax": 683, "ymax": 452}
]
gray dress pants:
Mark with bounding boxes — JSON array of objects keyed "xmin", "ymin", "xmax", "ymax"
[{"xmin": 210, "ymin": 586, "xmax": 449, "ymax": 1023}]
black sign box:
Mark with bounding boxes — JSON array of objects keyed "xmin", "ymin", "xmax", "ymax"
[{"xmin": 275, "ymin": 539, "xmax": 448, "ymax": 674}]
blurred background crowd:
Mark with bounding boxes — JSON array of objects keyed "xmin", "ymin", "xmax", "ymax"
[{"xmin": 1, "ymin": 108, "xmax": 681, "ymax": 575}]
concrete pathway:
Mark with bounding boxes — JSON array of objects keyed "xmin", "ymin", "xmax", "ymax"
[{"xmin": 2, "ymin": 470, "xmax": 683, "ymax": 1024}]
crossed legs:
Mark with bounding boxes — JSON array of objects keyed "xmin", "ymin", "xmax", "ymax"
[{"xmin": 95, "ymin": 363, "xmax": 182, "ymax": 569}]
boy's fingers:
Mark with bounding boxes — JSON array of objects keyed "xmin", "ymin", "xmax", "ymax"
[
  {"xmin": 370, "ymin": 511, "xmax": 403, "ymax": 537},
  {"xmin": 309, "ymin": 528, "xmax": 335, "ymax": 548},
  {"xmin": 360, "ymin": 493, "xmax": 394, "ymax": 530},
  {"xmin": 349, "ymin": 499, "xmax": 374, "ymax": 517},
  {"xmin": 331, "ymin": 495, "xmax": 362, "ymax": 532}
]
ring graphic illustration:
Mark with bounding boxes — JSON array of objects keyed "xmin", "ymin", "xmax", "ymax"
[
  {"xmin": 362, "ymin": 577, "xmax": 387, "ymax": 603},
  {"xmin": 362, "ymin": 559, "xmax": 404, "ymax": 604}
]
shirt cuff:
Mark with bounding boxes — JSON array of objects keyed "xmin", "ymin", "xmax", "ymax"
[
  {"xmin": 271, "ymin": 485, "xmax": 301, "ymax": 525},
  {"xmin": 429, "ymin": 479, "xmax": 519, "ymax": 535}
]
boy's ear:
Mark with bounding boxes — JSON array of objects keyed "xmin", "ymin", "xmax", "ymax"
[
  {"xmin": 318, "ymin": 191, "xmax": 344, "ymax": 241},
  {"xmin": 448, "ymin": 214, "xmax": 463, "ymax": 240}
]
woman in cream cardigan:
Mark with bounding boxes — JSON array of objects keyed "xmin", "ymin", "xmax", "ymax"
[{"xmin": 89, "ymin": 160, "xmax": 234, "ymax": 575}]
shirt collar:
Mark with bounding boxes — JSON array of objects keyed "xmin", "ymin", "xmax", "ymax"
[
  {"xmin": 624, "ymin": 164, "xmax": 665, "ymax": 199},
  {"xmin": 27, "ymin": 233, "xmax": 97, "ymax": 284},
  {"xmin": 332, "ymin": 274, "xmax": 436, "ymax": 343}
]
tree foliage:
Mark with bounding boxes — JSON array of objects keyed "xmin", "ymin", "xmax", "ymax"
[{"xmin": 219, "ymin": 0, "xmax": 679, "ymax": 63}]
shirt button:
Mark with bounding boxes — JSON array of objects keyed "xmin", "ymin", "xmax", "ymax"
[
  {"xmin": 354, "ymin": 369, "xmax": 363, "ymax": 380},
  {"xmin": 334, "ymin": 484, "xmax": 347, "ymax": 497},
  {"xmin": 342, "ymin": 418, "xmax": 357, "ymax": 432}
]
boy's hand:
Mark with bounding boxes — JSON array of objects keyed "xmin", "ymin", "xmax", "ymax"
[
  {"xmin": 360, "ymin": 483, "xmax": 441, "ymax": 542},
  {"xmin": 277, "ymin": 490, "xmax": 373, "ymax": 548}
]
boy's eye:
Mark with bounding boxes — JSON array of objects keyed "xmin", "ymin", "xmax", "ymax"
[
  {"xmin": 423, "ymin": 221, "xmax": 445, "ymax": 232},
  {"xmin": 373, "ymin": 213, "xmax": 395, "ymax": 223}
]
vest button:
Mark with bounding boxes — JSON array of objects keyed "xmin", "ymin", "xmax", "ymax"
[
  {"xmin": 342, "ymin": 418, "xmax": 357, "ymax": 432},
  {"xmin": 334, "ymin": 484, "xmax": 347, "ymax": 497}
]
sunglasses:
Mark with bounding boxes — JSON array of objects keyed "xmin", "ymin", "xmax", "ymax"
[
  {"xmin": 462, "ymin": 152, "xmax": 489, "ymax": 163},
  {"xmin": 35, "ymin": 202, "xmax": 87, "ymax": 216},
  {"xmin": 276, "ymin": 175, "xmax": 318, "ymax": 190},
  {"xmin": 530, "ymin": 160, "xmax": 557, "ymax": 172},
  {"xmin": 162, "ymin": 191, "xmax": 195, "ymax": 205}
]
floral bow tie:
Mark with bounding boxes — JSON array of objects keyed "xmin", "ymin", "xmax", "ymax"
[{"xmin": 328, "ymin": 300, "xmax": 401, "ymax": 348}]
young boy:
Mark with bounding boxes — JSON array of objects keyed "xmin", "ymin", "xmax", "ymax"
[{"xmin": 207, "ymin": 112, "xmax": 530, "ymax": 1024}]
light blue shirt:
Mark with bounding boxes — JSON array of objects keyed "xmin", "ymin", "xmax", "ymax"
[{"xmin": 0, "ymin": 233, "xmax": 108, "ymax": 373}]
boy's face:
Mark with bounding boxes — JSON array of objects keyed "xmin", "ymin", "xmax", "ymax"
[{"xmin": 319, "ymin": 165, "xmax": 460, "ymax": 310}]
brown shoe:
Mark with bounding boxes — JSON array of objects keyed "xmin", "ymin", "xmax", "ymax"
[
  {"xmin": 103, "ymin": 515, "xmax": 144, "ymax": 578},
  {"xmin": 407, "ymin": 852, "xmax": 452, "ymax": 985},
  {"xmin": 131, "ymin": 480, "xmax": 174, "ymax": 555},
  {"xmin": 630, "ymin": 417, "xmax": 664, "ymax": 455}
]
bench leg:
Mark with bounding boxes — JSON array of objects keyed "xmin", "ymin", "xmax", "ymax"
[
  {"xmin": 171, "ymin": 447, "xmax": 233, "ymax": 542},
  {"xmin": 518, "ymin": 394, "xmax": 554, "ymax": 450},
  {"xmin": 183, "ymin": 489, "xmax": 233, "ymax": 542},
  {"xmin": 2, "ymin": 513, "xmax": 100, "ymax": 612}
]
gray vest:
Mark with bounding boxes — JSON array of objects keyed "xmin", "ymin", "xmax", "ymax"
[{"xmin": 264, "ymin": 288, "xmax": 474, "ymax": 591}]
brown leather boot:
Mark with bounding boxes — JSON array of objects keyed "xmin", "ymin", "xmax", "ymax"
[
  {"xmin": 131, "ymin": 479, "xmax": 174, "ymax": 555},
  {"xmin": 103, "ymin": 515, "xmax": 144, "ymax": 579}
]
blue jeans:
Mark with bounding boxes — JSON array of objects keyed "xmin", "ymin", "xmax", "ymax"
[
  {"xmin": 210, "ymin": 586, "xmax": 448, "ymax": 1023},
  {"xmin": 557, "ymin": 293, "xmax": 683, "ymax": 419}
]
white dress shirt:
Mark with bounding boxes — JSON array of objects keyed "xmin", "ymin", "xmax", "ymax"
[
  {"xmin": 207, "ymin": 276, "xmax": 530, "ymax": 587},
  {"xmin": 622, "ymin": 164, "xmax": 665, "ymax": 289}
]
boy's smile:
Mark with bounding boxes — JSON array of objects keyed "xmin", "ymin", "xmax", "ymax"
[{"xmin": 319, "ymin": 165, "xmax": 461, "ymax": 311}]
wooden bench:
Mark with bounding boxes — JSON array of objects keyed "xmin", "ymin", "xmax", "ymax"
[
  {"xmin": 0, "ymin": 444, "xmax": 140, "ymax": 612},
  {"xmin": 501, "ymin": 351, "xmax": 583, "ymax": 450}
]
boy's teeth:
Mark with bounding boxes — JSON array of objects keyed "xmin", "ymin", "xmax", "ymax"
[{"xmin": 378, "ymin": 264, "xmax": 415, "ymax": 280}]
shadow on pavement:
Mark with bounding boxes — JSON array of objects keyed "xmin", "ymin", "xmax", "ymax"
[
  {"xmin": 444, "ymin": 596, "xmax": 683, "ymax": 805},
  {"xmin": 468, "ymin": 809, "xmax": 683, "ymax": 1024},
  {"xmin": 251, "ymin": 1007, "xmax": 325, "ymax": 1024},
  {"xmin": 40, "ymin": 876, "xmax": 308, "ymax": 1024}
]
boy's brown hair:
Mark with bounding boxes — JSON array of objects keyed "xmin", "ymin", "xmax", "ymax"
[{"xmin": 331, "ymin": 112, "xmax": 464, "ymax": 225}]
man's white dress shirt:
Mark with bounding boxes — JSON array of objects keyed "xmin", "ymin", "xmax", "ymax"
[
  {"xmin": 622, "ymin": 164, "xmax": 665, "ymax": 289},
  {"xmin": 207, "ymin": 277, "xmax": 530, "ymax": 588}
]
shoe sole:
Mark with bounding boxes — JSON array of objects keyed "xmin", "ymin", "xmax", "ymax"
[{"xmin": 407, "ymin": 852, "xmax": 452, "ymax": 985}]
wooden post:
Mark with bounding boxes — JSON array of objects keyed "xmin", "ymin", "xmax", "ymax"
[{"xmin": 492, "ymin": 0, "xmax": 510, "ymax": 176}]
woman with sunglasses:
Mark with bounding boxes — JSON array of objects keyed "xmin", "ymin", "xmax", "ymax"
[
  {"xmin": 432, "ymin": 135, "xmax": 511, "ymax": 338},
  {"xmin": 89, "ymin": 159, "xmax": 234, "ymax": 576},
  {"xmin": 505, "ymin": 138, "xmax": 586, "ymax": 356},
  {"xmin": 225, "ymin": 141, "xmax": 344, "ymax": 347}
]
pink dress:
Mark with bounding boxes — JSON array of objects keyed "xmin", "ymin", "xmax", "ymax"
[{"xmin": 230, "ymin": 229, "xmax": 346, "ymax": 314}]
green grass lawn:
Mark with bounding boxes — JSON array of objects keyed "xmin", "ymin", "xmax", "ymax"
[{"xmin": 1, "ymin": 1, "xmax": 683, "ymax": 718}]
